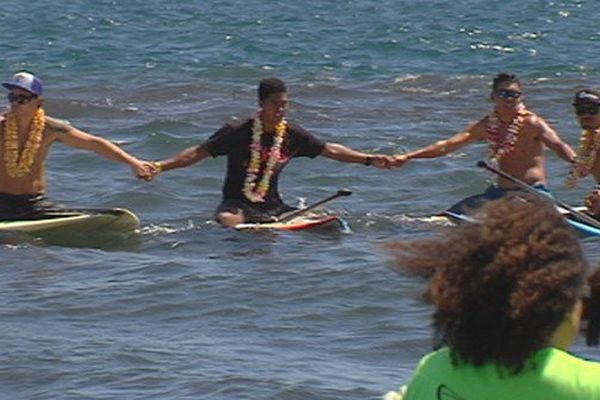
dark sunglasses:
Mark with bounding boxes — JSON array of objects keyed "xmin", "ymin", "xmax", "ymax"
[
  {"xmin": 495, "ymin": 89, "xmax": 522, "ymax": 100},
  {"xmin": 574, "ymin": 104, "xmax": 600, "ymax": 116},
  {"xmin": 7, "ymin": 92, "xmax": 38, "ymax": 105}
]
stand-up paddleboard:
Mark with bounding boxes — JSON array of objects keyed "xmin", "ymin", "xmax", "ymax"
[
  {"xmin": 477, "ymin": 160, "xmax": 600, "ymax": 238},
  {"xmin": 440, "ymin": 205, "xmax": 600, "ymax": 238},
  {"xmin": 235, "ymin": 215, "xmax": 350, "ymax": 231},
  {"xmin": 432, "ymin": 162, "xmax": 600, "ymax": 238},
  {"xmin": 235, "ymin": 188, "xmax": 353, "ymax": 232},
  {"xmin": 0, "ymin": 208, "xmax": 140, "ymax": 234},
  {"xmin": 556, "ymin": 206, "xmax": 600, "ymax": 237}
]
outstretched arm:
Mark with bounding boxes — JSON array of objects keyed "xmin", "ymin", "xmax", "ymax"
[
  {"xmin": 153, "ymin": 144, "xmax": 211, "ymax": 173},
  {"xmin": 48, "ymin": 117, "xmax": 154, "ymax": 179},
  {"xmin": 142, "ymin": 145, "xmax": 210, "ymax": 182},
  {"xmin": 321, "ymin": 142, "xmax": 393, "ymax": 169},
  {"xmin": 536, "ymin": 117, "xmax": 577, "ymax": 164},
  {"xmin": 392, "ymin": 120, "xmax": 485, "ymax": 167}
]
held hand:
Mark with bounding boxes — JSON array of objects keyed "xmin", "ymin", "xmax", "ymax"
[
  {"xmin": 370, "ymin": 154, "xmax": 395, "ymax": 169},
  {"xmin": 575, "ymin": 163, "xmax": 591, "ymax": 177},
  {"xmin": 585, "ymin": 190, "xmax": 600, "ymax": 217},
  {"xmin": 134, "ymin": 160, "xmax": 158, "ymax": 182},
  {"xmin": 391, "ymin": 154, "xmax": 410, "ymax": 168}
]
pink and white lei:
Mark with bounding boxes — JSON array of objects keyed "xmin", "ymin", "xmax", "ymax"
[{"xmin": 242, "ymin": 115, "xmax": 287, "ymax": 203}]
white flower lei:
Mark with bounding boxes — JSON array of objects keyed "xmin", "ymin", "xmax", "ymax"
[{"xmin": 242, "ymin": 117, "xmax": 287, "ymax": 203}]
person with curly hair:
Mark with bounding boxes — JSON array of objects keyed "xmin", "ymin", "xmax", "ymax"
[
  {"xmin": 584, "ymin": 267, "xmax": 600, "ymax": 347},
  {"xmin": 385, "ymin": 197, "xmax": 600, "ymax": 400}
]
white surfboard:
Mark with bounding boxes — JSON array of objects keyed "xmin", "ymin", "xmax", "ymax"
[{"xmin": 234, "ymin": 215, "xmax": 349, "ymax": 231}]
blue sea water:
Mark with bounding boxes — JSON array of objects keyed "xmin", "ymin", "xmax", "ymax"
[{"xmin": 1, "ymin": 1, "xmax": 600, "ymax": 399}]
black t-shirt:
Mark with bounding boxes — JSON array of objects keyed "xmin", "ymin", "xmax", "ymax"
[{"xmin": 202, "ymin": 118, "xmax": 326, "ymax": 210}]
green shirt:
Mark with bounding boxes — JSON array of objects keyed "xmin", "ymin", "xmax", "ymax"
[{"xmin": 403, "ymin": 347, "xmax": 600, "ymax": 400}]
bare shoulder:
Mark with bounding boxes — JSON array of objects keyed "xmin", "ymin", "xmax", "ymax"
[
  {"xmin": 44, "ymin": 115, "xmax": 73, "ymax": 135},
  {"xmin": 525, "ymin": 111, "xmax": 552, "ymax": 126},
  {"xmin": 523, "ymin": 112, "xmax": 554, "ymax": 134},
  {"xmin": 468, "ymin": 115, "xmax": 489, "ymax": 138},
  {"xmin": 475, "ymin": 114, "xmax": 490, "ymax": 129}
]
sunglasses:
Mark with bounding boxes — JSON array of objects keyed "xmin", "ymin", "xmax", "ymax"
[
  {"xmin": 7, "ymin": 92, "xmax": 38, "ymax": 105},
  {"xmin": 495, "ymin": 89, "xmax": 522, "ymax": 100},
  {"xmin": 575, "ymin": 104, "xmax": 600, "ymax": 116}
]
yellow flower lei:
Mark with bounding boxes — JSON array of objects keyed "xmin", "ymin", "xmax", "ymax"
[
  {"xmin": 4, "ymin": 108, "xmax": 46, "ymax": 178},
  {"xmin": 566, "ymin": 129, "xmax": 600, "ymax": 188},
  {"xmin": 243, "ymin": 117, "xmax": 287, "ymax": 203}
]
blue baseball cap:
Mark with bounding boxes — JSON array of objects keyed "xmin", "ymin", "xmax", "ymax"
[{"xmin": 2, "ymin": 71, "xmax": 43, "ymax": 96}]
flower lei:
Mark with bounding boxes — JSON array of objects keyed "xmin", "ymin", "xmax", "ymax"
[
  {"xmin": 565, "ymin": 128, "xmax": 600, "ymax": 188},
  {"xmin": 4, "ymin": 108, "xmax": 46, "ymax": 178},
  {"xmin": 242, "ymin": 117, "xmax": 287, "ymax": 203},
  {"xmin": 486, "ymin": 104, "xmax": 527, "ymax": 162}
]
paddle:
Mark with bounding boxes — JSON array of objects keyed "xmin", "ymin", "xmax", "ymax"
[
  {"xmin": 477, "ymin": 160, "xmax": 600, "ymax": 229},
  {"xmin": 278, "ymin": 188, "xmax": 352, "ymax": 222}
]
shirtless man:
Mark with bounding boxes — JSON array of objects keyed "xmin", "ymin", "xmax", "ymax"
[
  {"xmin": 147, "ymin": 77, "xmax": 393, "ymax": 227},
  {"xmin": 392, "ymin": 72, "xmax": 577, "ymax": 213},
  {"xmin": 566, "ymin": 89, "xmax": 600, "ymax": 216},
  {"xmin": 0, "ymin": 71, "xmax": 154, "ymax": 220}
]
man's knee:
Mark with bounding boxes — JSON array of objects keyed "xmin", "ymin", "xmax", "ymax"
[{"xmin": 216, "ymin": 211, "xmax": 245, "ymax": 227}]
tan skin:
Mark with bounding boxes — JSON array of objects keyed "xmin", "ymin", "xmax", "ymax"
[
  {"xmin": 147, "ymin": 91, "xmax": 394, "ymax": 227},
  {"xmin": 549, "ymin": 299, "xmax": 583, "ymax": 350},
  {"xmin": 573, "ymin": 103, "xmax": 600, "ymax": 214},
  {"xmin": 391, "ymin": 81, "xmax": 577, "ymax": 189},
  {"xmin": 576, "ymin": 105, "xmax": 600, "ymax": 181},
  {"xmin": 0, "ymin": 87, "xmax": 154, "ymax": 195}
]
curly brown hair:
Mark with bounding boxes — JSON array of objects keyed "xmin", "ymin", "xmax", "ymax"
[
  {"xmin": 584, "ymin": 268, "xmax": 600, "ymax": 346},
  {"xmin": 389, "ymin": 196, "xmax": 587, "ymax": 373}
]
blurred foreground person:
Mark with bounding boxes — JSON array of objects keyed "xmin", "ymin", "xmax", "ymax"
[{"xmin": 385, "ymin": 197, "xmax": 600, "ymax": 400}]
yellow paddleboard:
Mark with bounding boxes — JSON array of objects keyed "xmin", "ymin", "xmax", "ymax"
[{"xmin": 0, "ymin": 208, "xmax": 140, "ymax": 234}]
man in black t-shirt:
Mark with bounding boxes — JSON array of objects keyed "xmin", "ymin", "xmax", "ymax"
[{"xmin": 147, "ymin": 78, "xmax": 392, "ymax": 227}]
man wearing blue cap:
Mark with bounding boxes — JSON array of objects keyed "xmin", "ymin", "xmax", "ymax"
[
  {"xmin": 0, "ymin": 71, "xmax": 154, "ymax": 220},
  {"xmin": 567, "ymin": 89, "xmax": 600, "ymax": 216}
]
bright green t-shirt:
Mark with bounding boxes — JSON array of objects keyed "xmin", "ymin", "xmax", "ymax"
[{"xmin": 403, "ymin": 347, "xmax": 600, "ymax": 400}]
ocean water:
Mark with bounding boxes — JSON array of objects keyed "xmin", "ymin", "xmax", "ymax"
[{"xmin": 1, "ymin": 1, "xmax": 600, "ymax": 399}]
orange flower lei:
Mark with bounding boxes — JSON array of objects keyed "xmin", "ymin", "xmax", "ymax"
[
  {"xmin": 486, "ymin": 105, "xmax": 527, "ymax": 161},
  {"xmin": 243, "ymin": 117, "xmax": 287, "ymax": 203},
  {"xmin": 4, "ymin": 108, "xmax": 46, "ymax": 178},
  {"xmin": 566, "ymin": 129, "xmax": 600, "ymax": 188}
]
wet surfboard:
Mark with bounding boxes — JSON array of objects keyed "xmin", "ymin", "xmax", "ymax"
[
  {"xmin": 0, "ymin": 208, "xmax": 140, "ymax": 234},
  {"xmin": 440, "ymin": 206, "xmax": 600, "ymax": 238},
  {"xmin": 234, "ymin": 215, "xmax": 351, "ymax": 232}
]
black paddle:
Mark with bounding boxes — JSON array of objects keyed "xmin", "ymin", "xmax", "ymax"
[
  {"xmin": 278, "ymin": 188, "xmax": 353, "ymax": 222},
  {"xmin": 477, "ymin": 160, "xmax": 600, "ymax": 229}
]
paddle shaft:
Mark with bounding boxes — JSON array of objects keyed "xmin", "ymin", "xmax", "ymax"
[
  {"xmin": 278, "ymin": 189, "xmax": 352, "ymax": 222},
  {"xmin": 477, "ymin": 160, "xmax": 600, "ymax": 229}
]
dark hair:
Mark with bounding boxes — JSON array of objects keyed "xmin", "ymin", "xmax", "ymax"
[
  {"xmin": 388, "ymin": 197, "xmax": 587, "ymax": 373},
  {"xmin": 258, "ymin": 77, "xmax": 287, "ymax": 103},
  {"xmin": 584, "ymin": 268, "xmax": 600, "ymax": 346},
  {"xmin": 492, "ymin": 72, "xmax": 521, "ymax": 92}
]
